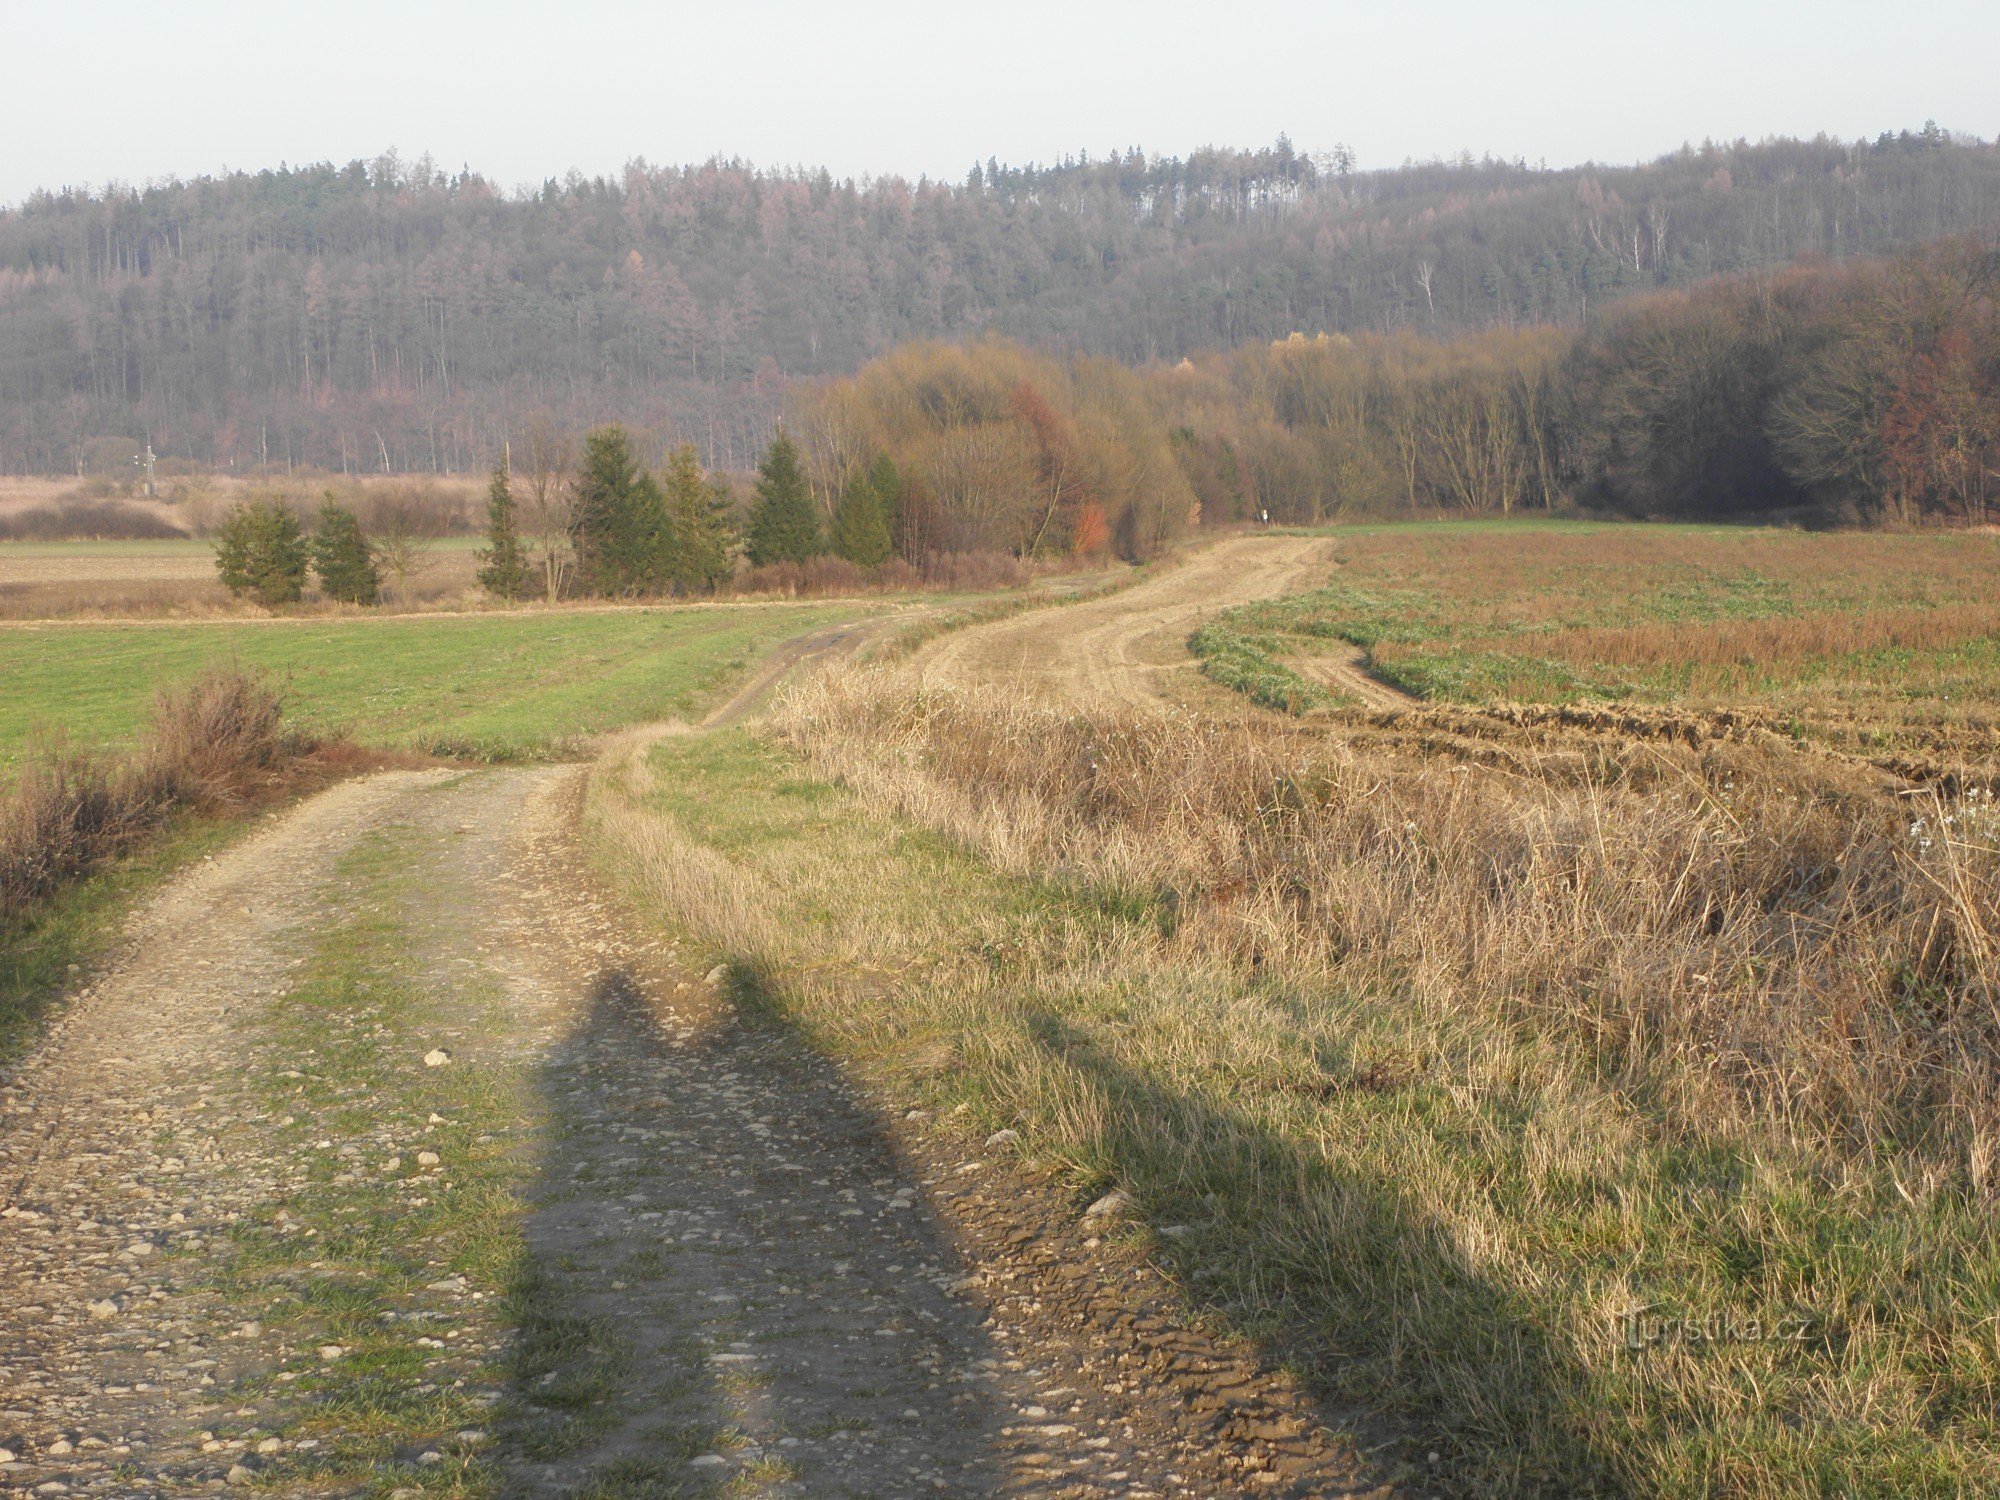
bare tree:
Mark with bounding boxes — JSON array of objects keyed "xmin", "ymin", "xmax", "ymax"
[
  {"xmin": 516, "ymin": 421, "xmax": 576, "ymax": 603},
  {"xmin": 370, "ymin": 497, "xmax": 436, "ymax": 604}
]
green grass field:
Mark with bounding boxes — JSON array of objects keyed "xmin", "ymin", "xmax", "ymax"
[
  {"xmin": 0, "ymin": 603, "xmax": 877, "ymax": 768},
  {"xmin": 0, "ymin": 537, "xmax": 486, "ymax": 558}
]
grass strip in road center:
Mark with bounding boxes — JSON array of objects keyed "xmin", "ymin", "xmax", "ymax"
[{"xmin": 192, "ymin": 819, "xmax": 523, "ymax": 1495}]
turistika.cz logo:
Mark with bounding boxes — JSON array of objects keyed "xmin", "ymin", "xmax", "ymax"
[{"xmin": 1619, "ymin": 1305, "xmax": 1814, "ymax": 1351}]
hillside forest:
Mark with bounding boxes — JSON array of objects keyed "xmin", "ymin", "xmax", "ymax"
[{"xmin": 2, "ymin": 129, "xmax": 1997, "ymax": 483}]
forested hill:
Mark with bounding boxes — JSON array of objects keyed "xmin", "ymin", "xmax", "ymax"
[{"xmin": 2, "ymin": 128, "xmax": 1997, "ymax": 475}]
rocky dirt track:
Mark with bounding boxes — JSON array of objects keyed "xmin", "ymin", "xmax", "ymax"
[{"xmin": 0, "ymin": 579, "xmax": 1407, "ymax": 1496}]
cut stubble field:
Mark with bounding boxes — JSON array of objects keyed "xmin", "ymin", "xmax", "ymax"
[{"xmin": 1196, "ymin": 521, "xmax": 2000, "ymax": 761}]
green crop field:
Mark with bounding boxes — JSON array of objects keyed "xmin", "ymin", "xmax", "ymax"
[
  {"xmin": 1198, "ymin": 520, "xmax": 2000, "ymax": 751},
  {"xmin": 0, "ymin": 602, "xmax": 878, "ymax": 769}
]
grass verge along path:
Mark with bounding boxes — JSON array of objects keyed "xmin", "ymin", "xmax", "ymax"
[{"xmin": 583, "ymin": 686, "xmax": 2000, "ymax": 1498}]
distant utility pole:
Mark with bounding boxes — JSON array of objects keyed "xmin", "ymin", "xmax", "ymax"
[{"xmin": 133, "ymin": 442, "xmax": 157, "ymax": 498}]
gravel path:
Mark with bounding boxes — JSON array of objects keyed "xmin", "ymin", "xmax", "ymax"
[{"xmin": 0, "ymin": 757, "xmax": 1399, "ymax": 1497}]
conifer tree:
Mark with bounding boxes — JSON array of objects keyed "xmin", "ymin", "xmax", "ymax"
[
  {"xmin": 745, "ymin": 431, "xmax": 821, "ymax": 565},
  {"xmin": 476, "ymin": 463, "xmax": 532, "ymax": 600},
  {"xmin": 662, "ymin": 443, "xmax": 732, "ymax": 591},
  {"xmin": 831, "ymin": 471, "xmax": 893, "ymax": 565},
  {"xmin": 213, "ymin": 500, "xmax": 309, "ymax": 606},
  {"xmin": 569, "ymin": 425, "xmax": 645, "ymax": 595},
  {"xmin": 309, "ymin": 498, "xmax": 380, "ymax": 604},
  {"xmin": 865, "ymin": 453, "xmax": 906, "ymax": 557},
  {"xmin": 627, "ymin": 469, "xmax": 673, "ymax": 594}
]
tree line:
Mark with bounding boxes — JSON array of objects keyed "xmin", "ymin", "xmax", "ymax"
[
  {"xmin": 1150, "ymin": 236, "xmax": 1999, "ymax": 525},
  {"xmin": 786, "ymin": 340, "xmax": 1194, "ymax": 560},
  {"xmin": 4, "ymin": 129, "xmax": 1996, "ymax": 478},
  {"xmin": 209, "ymin": 425, "xmax": 930, "ymax": 607},
  {"xmin": 213, "ymin": 229, "xmax": 1998, "ymax": 611}
]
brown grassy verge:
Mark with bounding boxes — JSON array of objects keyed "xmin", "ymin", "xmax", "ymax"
[
  {"xmin": 0, "ymin": 669, "xmax": 361, "ymax": 917},
  {"xmin": 575, "ymin": 660, "xmax": 2000, "ymax": 1494},
  {"xmin": 781, "ymin": 667, "xmax": 2000, "ymax": 1173}
]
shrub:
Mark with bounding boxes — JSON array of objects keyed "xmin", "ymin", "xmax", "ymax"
[
  {"xmin": 0, "ymin": 498, "xmax": 183, "ymax": 541},
  {"xmin": 0, "ymin": 670, "xmax": 312, "ymax": 918}
]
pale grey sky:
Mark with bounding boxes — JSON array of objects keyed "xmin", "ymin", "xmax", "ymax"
[{"xmin": 4, "ymin": 0, "xmax": 1995, "ymax": 206}]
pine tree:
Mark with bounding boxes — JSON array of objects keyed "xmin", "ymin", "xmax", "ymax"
[
  {"xmin": 309, "ymin": 498, "xmax": 380, "ymax": 604},
  {"xmin": 213, "ymin": 500, "xmax": 309, "ymax": 606},
  {"xmin": 661, "ymin": 444, "xmax": 732, "ymax": 591},
  {"xmin": 476, "ymin": 463, "xmax": 532, "ymax": 600},
  {"xmin": 745, "ymin": 431, "xmax": 821, "ymax": 565},
  {"xmin": 569, "ymin": 425, "xmax": 644, "ymax": 595},
  {"xmin": 830, "ymin": 472, "xmax": 893, "ymax": 565}
]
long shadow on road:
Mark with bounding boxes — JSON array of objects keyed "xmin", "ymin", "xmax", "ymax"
[{"xmin": 498, "ymin": 964, "xmax": 1025, "ymax": 1498}]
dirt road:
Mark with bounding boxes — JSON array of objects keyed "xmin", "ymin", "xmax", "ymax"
[
  {"xmin": 0, "ymin": 609, "xmax": 1395, "ymax": 1497},
  {"xmin": 1292, "ymin": 646, "xmax": 1420, "ymax": 713},
  {"xmin": 916, "ymin": 536, "xmax": 1332, "ymax": 710}
]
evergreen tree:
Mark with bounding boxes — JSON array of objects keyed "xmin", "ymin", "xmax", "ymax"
[
  {"xmin": 213, "ymin": 501, "xmax": 309, "ymax": 606},
  {"xmin": 476, "ymin": 463, "xmax": 532, "ymax": 600},
  {"xmin": 745, "ymin": 431, "xmax": 821, "ymax": 565},
  {"xmin": 627, "ymin": 469, "xmax": 673, "ymax": 594},
  {"xmin": 865, "ymin": 453, "xmax": 906, "ymax": 556},
  {"xmin": 570, "ymin": 425, "xmax": 648, "ymax": 595},
  {"xmin": 661, "ymin": 444, "xmax": 732, "ymax": 591},
  {"xmin": 831, "ymin": 471, "xmax": 893, "ymax": 565},
  {"xmin": 309, "ymin": 498, "xmax": 380, "ymax": 604}
]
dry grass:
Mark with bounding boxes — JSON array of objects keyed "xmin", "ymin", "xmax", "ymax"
[
  {"xmin": 0, "ymin": 543, "xmax": 487, "ymax": 619},
  {"xmin": 1472, "ymin": 603, "xmax": 2000, "ymax": 675},
  {"xmin": 780, "ymin": 667, "xmax": 2000, "ymax": 1166},
  {"xmin": 735, "ymin": 549, "xmax": 1038, "ymax": 596},
  {"xmin": 584, "ymin": 656, "xmax": 2000, "ymax": 1494},
  {"xmin": 0, "ymin": 669, "xmax": 329, "ymax": 917}
]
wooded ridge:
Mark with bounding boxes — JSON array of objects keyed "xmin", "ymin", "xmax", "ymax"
[{"xmin": 3, "ymin": 128, "xmax": 1995, "ymax": 476}]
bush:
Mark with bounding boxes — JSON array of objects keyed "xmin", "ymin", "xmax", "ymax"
[
  {"xmin": 214, "ymin": 501, "xmax": 309, "ymax": 604},
  {"xmin": 0, "ymin": 670, "xmax": 311, "ymax": 918},
  {"xmin": 0, "ymin": 498, "xmax": 183, "ymax": 541}
]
